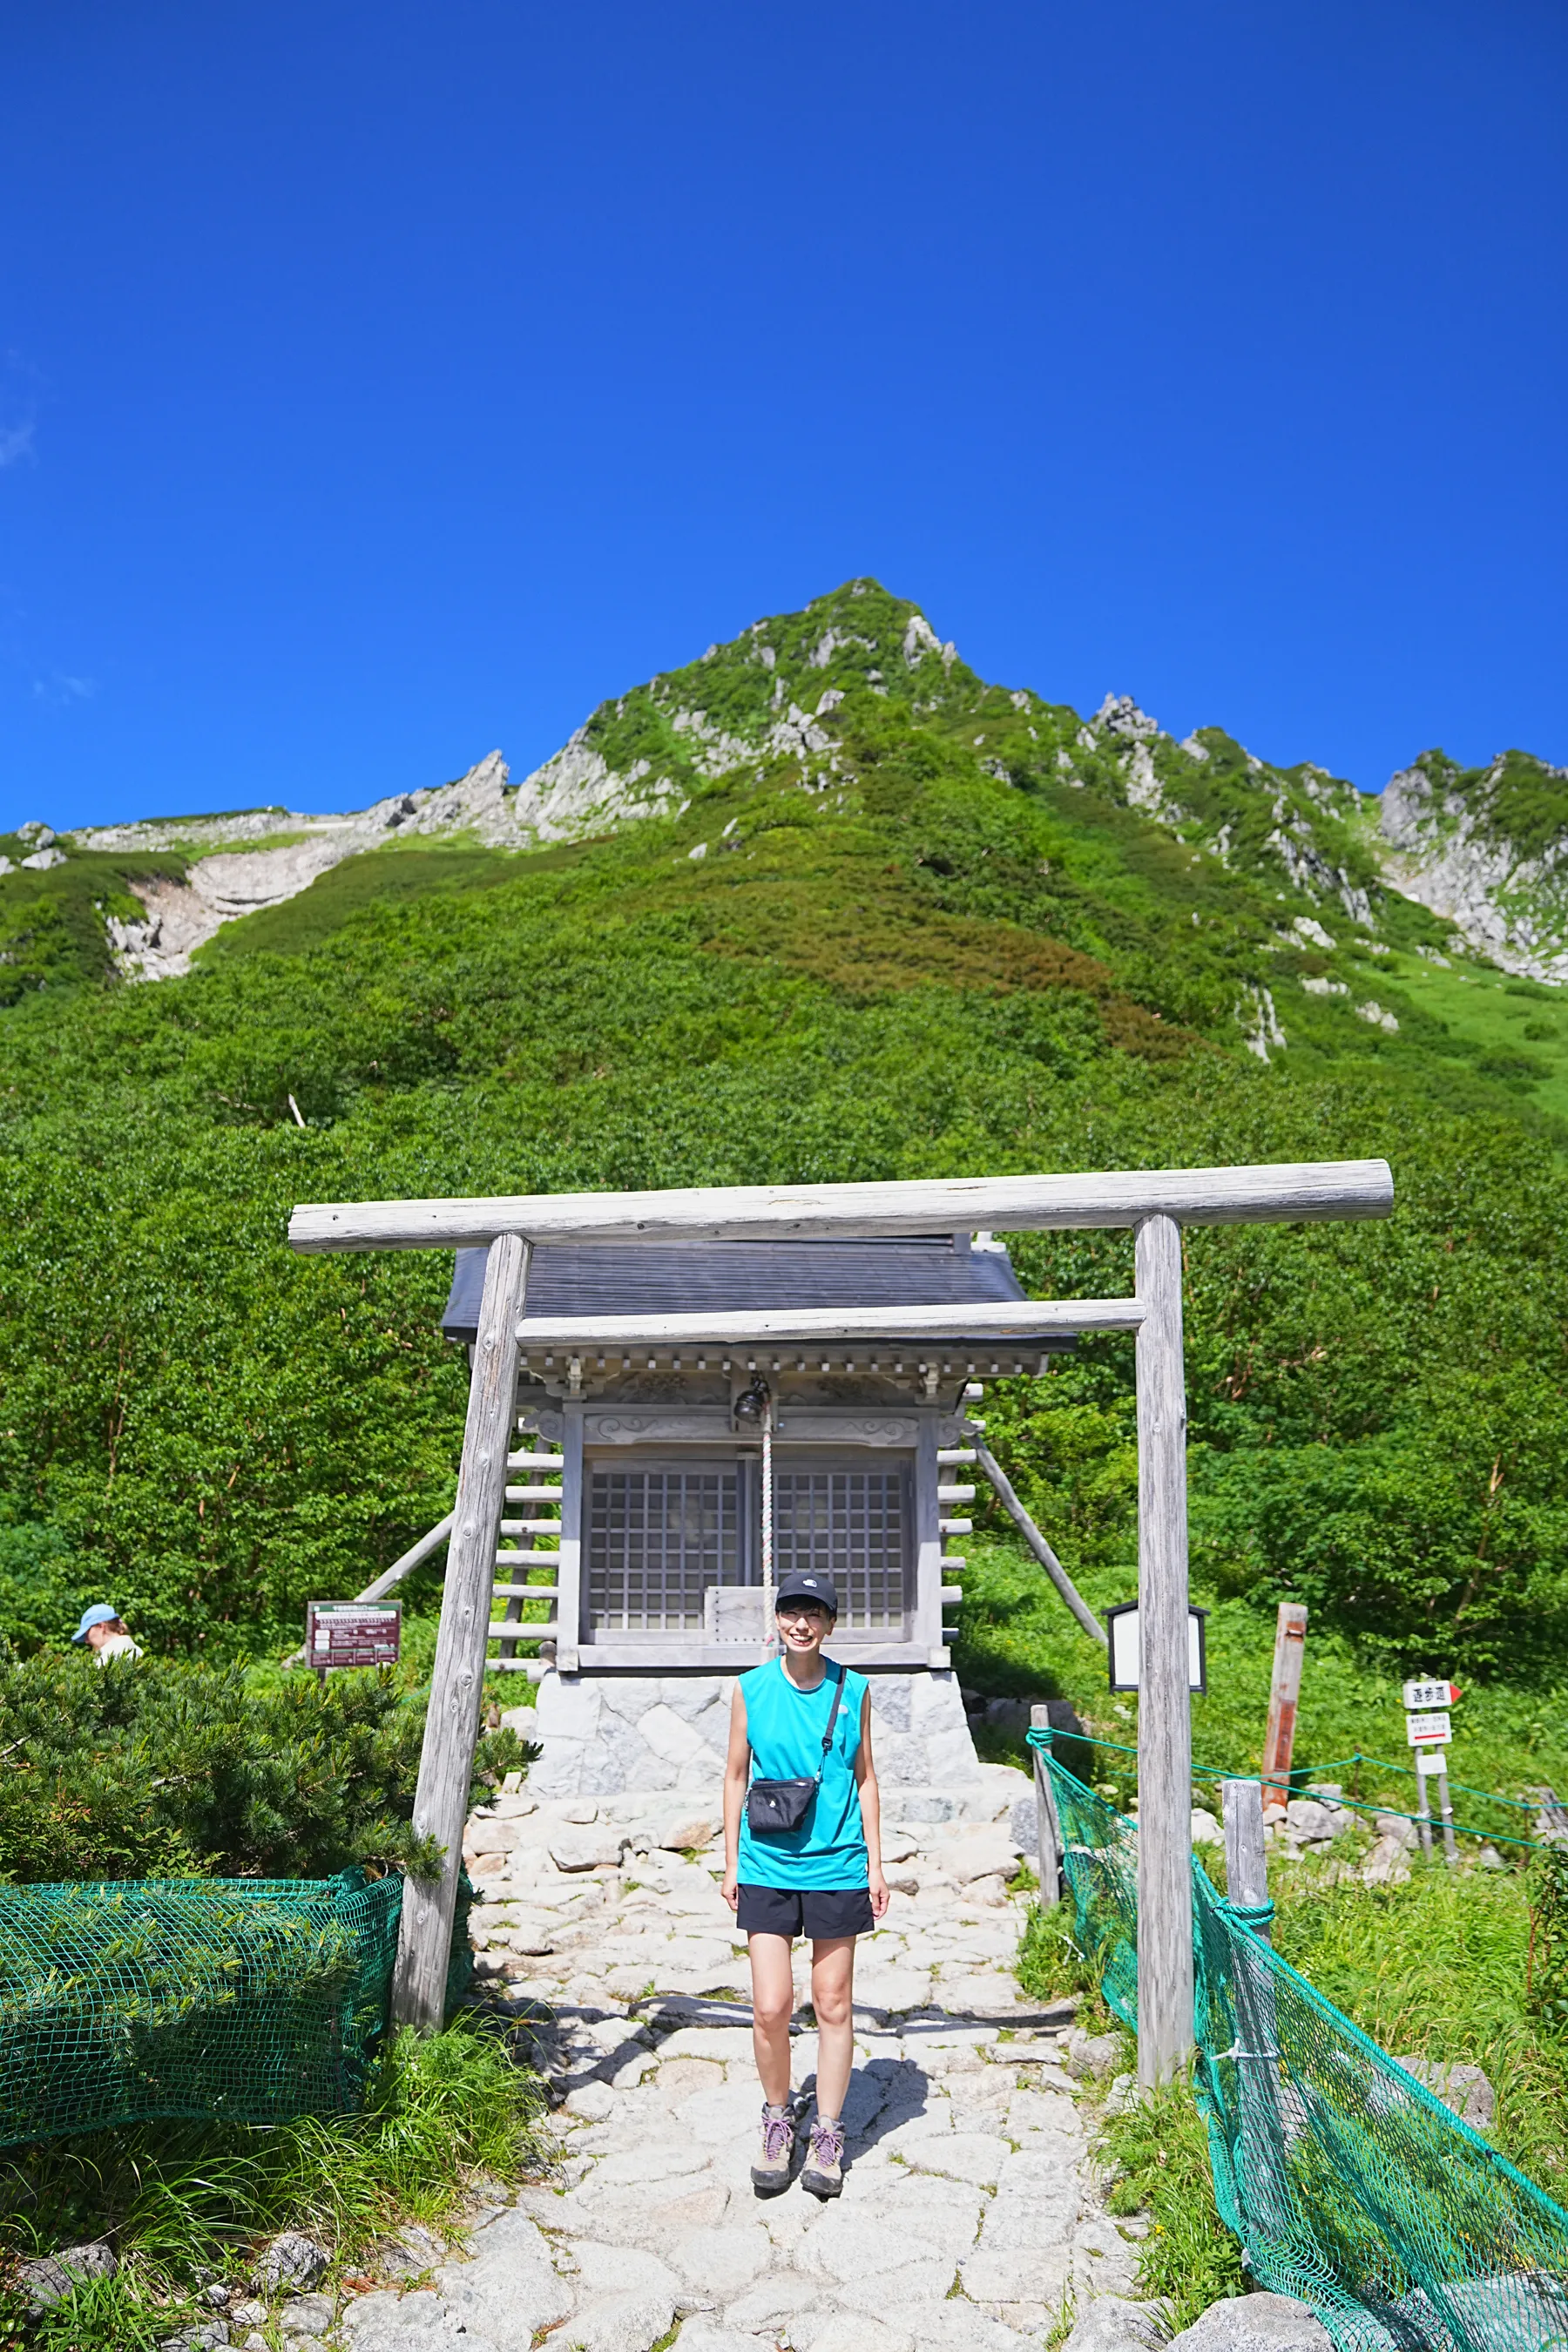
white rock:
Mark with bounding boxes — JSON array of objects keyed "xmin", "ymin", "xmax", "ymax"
[
  {"xmin": 665, "ymin": 2225, "xmax": 774, "ymax": 2298},
  {"xmin": 1166, "ymin": 2293, "xmax": 1331, "ymax": 2352},
  {"xmin": 255, "ymin": 2234, "xmax": 329, "ymax": 2294},
  {"xmin": 903, "ymin": 2132, "xmax": 1010, "ymax": 2187},
  {"xmin": 552, "ymin": 1830, "xmax": 631, "ymax": 1872},
  {"xmin": 1059, "ymin": 2295, "xmax": 1166, "ymax": 2352},
  {"xmin": 466, "ymin": 1819, "xmax": 524, "ymax": 1855},
  {"xmin": 436, "ymin": 2210, "xmax": 573, "ymax": 2349},
  {"xmin": 554, "ymin": 2290, "xmax": 676, "ymax": 2352},
  {"xmin": 799, "ymin": 2315, "xmax": 915, "ymax": 2352},
  {"xmin": 889, "ymin": 2305, "xmax": 1036, "ymax": 2349}
]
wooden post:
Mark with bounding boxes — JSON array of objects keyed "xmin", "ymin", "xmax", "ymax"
[
  {"xmin": 1221, "ymin": 1777, "xmax": 1270, "ymax": 1939},
  {"xmin": 553, "ymin": 1404, "xmax": 584, "ymax": 1673},
  {"xmin": 1031, "ymin": 1703, "xmax": 1063, "ymax": 1907},
  {"xmin": 1219, "ymin": 1776, "xmax": 1291, "ymax": 2234},
  {"xmin": 916, "ymin": 1416, "xmax": 946, "ymax": 1667},
  {"xmin": 1436, "ymin": 1760, "xmax": 1457, "ymax": 1864},
  {"xmin": 1260, "ymin": 1603, "xmax": 1308, "ymax": 1818},
  {"xmin": 392, "ymin": 1233, "xmax": 531, "ymax": 2031},
  {"xmin": 971, "ymin": 1438, "xmax": 1107, "ymax": 1646},
  {"xmin": 1133, "ymin": 1213, "xmax": 1194, "ymax": 2088}
]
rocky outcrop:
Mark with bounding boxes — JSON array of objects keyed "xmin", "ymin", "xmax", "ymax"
[{"xmin": 1379, "ymin": 753, "xmax": 1568, "ymax": 981}]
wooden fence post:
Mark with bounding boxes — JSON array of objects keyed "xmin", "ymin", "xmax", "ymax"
[
  {"xmin": 1031, "ymin": 1704, "xmax": 1063, "ymax": 1907},
  {"xmin": 392, "ymin": 1233, "xmax": 531, "ymax": 2031},
  {"xmin": 1134, "ymin": 1213, "xmax": 1194, "ymax": 2088},
  {"xmin": 1260, "ymin": 1603, "xmax": 1308, "ymax": 1817},
  {"xmin": 1222, "ymin": 1776, "xmax": 1270, "ymax": 1936}
]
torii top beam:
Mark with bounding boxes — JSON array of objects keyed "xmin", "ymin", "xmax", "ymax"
[{"xmin": 287, "ymin": 1159, "xmax": 1393, "ymax": 1254}]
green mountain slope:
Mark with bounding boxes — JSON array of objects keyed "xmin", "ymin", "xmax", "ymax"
[{"xmin": 1, "ymin": 581, "xmax": 1565, "ymax": 1688}]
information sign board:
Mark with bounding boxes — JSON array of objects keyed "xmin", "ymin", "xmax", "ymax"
[
  {"xmin": 1105, "ymin": 1601, "xmax": 1207, "ymax": 1695},
  {"xmin": 306, "ymin": 1601, "xmax": 402, "ymax": 1671},
  {"xmin": 1402, "ymin": 1678, "xmax": 1461, "ymax": 1710},
  {"xmin": 1405, "ymin": 1709, "xmax": 1452, "ymax": 1747}
]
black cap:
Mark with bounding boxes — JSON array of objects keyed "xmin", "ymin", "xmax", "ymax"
[{"xmin": 774, "ymin": 1571, "xmax": 838, "ymax": 1615}]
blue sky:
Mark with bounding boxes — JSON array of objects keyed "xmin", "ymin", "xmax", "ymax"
[{"xmin": 1, "ymin": 1, "xmax": 1564, "ymax": 832}]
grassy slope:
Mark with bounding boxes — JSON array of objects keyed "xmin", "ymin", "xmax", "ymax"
[{"xmin": 0, "ymin": 580, "xmax": 1564, "ymax": 1675}]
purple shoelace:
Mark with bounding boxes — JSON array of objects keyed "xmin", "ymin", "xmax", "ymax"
[
  {"xmin": 760, "ymin": 2108, "xmax": 794, "ymax": 2161},
  {"xmin": 808, "ymin": 2117, "xmax": 844, "ymax": 2167}
]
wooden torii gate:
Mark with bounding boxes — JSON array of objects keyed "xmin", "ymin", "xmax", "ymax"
[{"xmin": 288, "ymin": 1157, "xmax": 1393, "ymax": 2081}]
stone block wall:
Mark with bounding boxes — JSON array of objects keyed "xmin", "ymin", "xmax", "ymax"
[{"xmin": 524, "ymin": 1666, "xmax": 988, "ymax": 1822}]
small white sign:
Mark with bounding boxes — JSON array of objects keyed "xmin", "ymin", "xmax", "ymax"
[
  {"xmin": 1402, "ymin": 1678, "xmax": 1459, "ymax": 1710},
  {"xmin": 1105, "ymin": 1602, "xmax": 1206, "ymax": 1694},
  {"xmin": 1406, "ymin": 1710, "xmax": 1452, "ymax": 1747},
  {"xmin": 1416, "ymin": 1747, "xmax": 1450, "ymax": 1776}
]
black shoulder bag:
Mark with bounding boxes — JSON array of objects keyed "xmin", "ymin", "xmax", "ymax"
[{"xmin": 746, "ymin": 1664, "xmax": 847, "ymax": 1835}]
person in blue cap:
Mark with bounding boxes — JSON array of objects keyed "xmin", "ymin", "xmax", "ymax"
[
  {"xmin": 71, "ymin": 1604, "xmax": 143, "ymax": 1663},
  {"xmin": 722, "ymin": 1568, "xmax": 889, "ymax": 2204}
]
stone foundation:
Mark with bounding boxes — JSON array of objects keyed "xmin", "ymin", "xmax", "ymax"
[{"xmin": 520, "ymin": 1666, "xmax": 991, "ymax": 1824}]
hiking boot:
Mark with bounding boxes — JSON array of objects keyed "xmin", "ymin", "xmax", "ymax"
[
  {"xmin": 751, "ymin": 2102, "xmax": 794, "ymax": 2195},
  {"xmin": 801, "ymin": 2113, "xmax": 844, "ymax": 2199}
]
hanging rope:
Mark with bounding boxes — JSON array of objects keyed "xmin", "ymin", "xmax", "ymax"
[{"xmin": 761, "ymin": 1389, "xmax": 775, "ymax": 1655}]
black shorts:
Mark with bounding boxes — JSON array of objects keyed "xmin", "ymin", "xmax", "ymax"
[{"xmin": 736, "ymin": 1882, "xmax": 875, "ymax": 1940}]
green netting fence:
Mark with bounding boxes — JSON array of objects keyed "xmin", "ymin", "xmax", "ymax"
[
  {"xmin": 0, "ymin": 1869, "xmax": 426, "ymax": 2148},
  {"xmin": 1031, "ymin": 1730, "xmax": 1568, "ymax": 2352}
]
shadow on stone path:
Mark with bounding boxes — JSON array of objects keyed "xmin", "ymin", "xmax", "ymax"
[{"xmin": 321, "ymin": 1783, "xmax": 1166, "ymax": 2352}]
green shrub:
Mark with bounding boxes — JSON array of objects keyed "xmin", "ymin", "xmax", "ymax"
[{"xmin": 0, "ymin": 1651, "xmax": 525, "ymax": 1885}]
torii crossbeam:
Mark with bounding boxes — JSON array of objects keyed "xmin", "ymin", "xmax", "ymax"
[{"xmin": 288, "ymin": 1158, "xmax": 1393, "ymax": 2078}]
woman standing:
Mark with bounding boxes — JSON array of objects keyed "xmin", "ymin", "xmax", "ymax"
[{"xmin": 722, "ymin": 1569, "xmax": 890, "ymax": 2200}]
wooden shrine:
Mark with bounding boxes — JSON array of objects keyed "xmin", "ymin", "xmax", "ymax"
[{"xmin": 437, "ymin": 1232, "xmax": 1075, "ymax": 1674}]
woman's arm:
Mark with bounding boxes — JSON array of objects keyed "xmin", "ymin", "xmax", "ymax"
[
  {"xmin": 721, "ymin": 1681, "xmax": 750, "ymax": 1912},
  {"xmin": 853, "ymin": 1687, "xmax": 890, "ymax": 1920}
]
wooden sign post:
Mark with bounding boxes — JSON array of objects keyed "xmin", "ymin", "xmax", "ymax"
[
  {"xmin": 1260, "ymin": 1603, "xmax": 1308, "ymax": 1818},
  {"xmin": 287, "ymin": 1157, "xmax": 1394, "ymax": 2067}
]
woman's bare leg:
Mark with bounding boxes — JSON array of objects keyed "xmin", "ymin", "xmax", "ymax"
[
  {"xmin": 809, "ymin": 1936, "xmax": 856, "ymax": 2119},
  {"xmin": 748, "ymin": 1932, "xmax": 797, "ymax": 2107}
]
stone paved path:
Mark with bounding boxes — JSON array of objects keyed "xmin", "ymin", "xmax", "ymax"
[{"xmin": 334, "ymin": 1773, "xmax": 1154, "ymax": 2352}]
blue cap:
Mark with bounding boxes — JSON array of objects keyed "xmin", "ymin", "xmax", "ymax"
[
  {"xmin": 71, "ymin": 1604, "xmax": 119, "ymax": 1644},
  {"xmin": 774, "ymin": 1571, "xmax": 838, "ymax": 1615}
]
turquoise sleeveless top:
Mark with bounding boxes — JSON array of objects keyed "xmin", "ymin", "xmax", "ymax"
[{"xmin": 736, "ymin": 1657, "xmax": 868, "ymax": 1891}]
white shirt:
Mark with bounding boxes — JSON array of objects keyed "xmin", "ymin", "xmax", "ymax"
[{"xmin": 92, "ymin": 1632, "xmax": 144, "ymax": 1665}]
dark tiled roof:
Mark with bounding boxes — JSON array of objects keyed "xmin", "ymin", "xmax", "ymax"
[{"xmin": 439, "ymin": 1235, "xmax": 1064, "ymax": 1348}]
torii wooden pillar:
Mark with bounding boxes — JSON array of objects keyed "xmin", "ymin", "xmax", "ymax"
[{"xmin": 288, "ymin": 1158, "xmax": 1393, "ymax": 2066}]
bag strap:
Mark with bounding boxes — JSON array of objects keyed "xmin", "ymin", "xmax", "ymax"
[{"xmin": 814, "ymin": 1664, "xmax": 847, "ymax": 1782}]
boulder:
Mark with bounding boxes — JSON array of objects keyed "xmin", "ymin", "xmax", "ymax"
[
  {"xmin": 463, "ymin": 1818, "xmax": 524, "ymax": 1856},
  {"xmin": 280, "ymin": 2294, "xmax": 336, "ymax": 2335},
  {"xmin": 1166, "ymin": 2293, "xmax": 1332, "ymax": 2352},
  {"xmin": 1060, "ymin": 2296, "xmax": 1166, "ymax": 2352},
  {"xmin": 1360, "ymin": 1835, "xmax": 1412, "ymax": 1887},
  {"xmin": 551, "ymin": 1829, "xmax": 631, "ymax": 1871},
  {"xmin": 254, "ymin": 2234, "xmax": 330, "ymax": 2294},
  {"xmin": 649, "ymin": 1809, "xmax": 720, "ymax": 1852},
  {"xmin": 19, "ymin": 2240, "xmax": 118, "ymax": 2309},
  {"xmin": 1392, "ymin": 2055, "xmax": 1496, "ymax": 2128},
  {"xmin": 1061, "ymin": 2025, "xmax": 1121, "ymax": 2079},
  {"xmin": 1191, "ymin": 1808, "xmax": 1223, "ymax": 1848},
  {"xmin": 1283, "ymin": 1800, "xmax": 1336, "ymax": 1845},
  {"xmin": 945, "ymin": 1840, "xmax": 1018, "ymax": 1886}
]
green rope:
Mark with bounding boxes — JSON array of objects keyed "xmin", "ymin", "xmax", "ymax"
[{"xmin": 1024, "ymin": 1725, "xmax": 1553, "ymax": 1853}]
